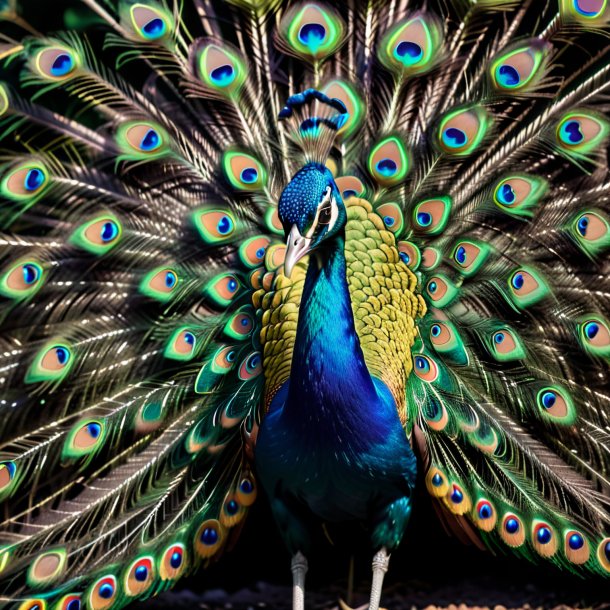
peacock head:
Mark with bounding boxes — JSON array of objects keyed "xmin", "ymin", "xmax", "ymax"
[{"xmin": 278, "ymin": 162, "xmax": 346, "ymax": 278}]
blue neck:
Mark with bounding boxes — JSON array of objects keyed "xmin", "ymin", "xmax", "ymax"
[{"xmin": 284, "ymin": 233, "xmax": 383, "ymax": 429}]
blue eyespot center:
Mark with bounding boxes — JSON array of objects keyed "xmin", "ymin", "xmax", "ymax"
[
  {"xmin": 604, "ymin": 540, "xmax": 610, "ymax": 561},
  {"xmin": 142, "ymin": 17, "xmax": 166, "ymax": 38},
  {"xmin": 210, "ymin": 64, "xmax": 236, "ymax": 87},
  {"xmin": 170, "ymin": 551, "xmax": 182, "ymax": 569},
  {"xmin": 560, "ymin": 120, "xmax": 584, "ymax": 145},
  {"xmin": 443, "ymin": 127, "xmax": 467, "ymax": 148},
  {"xmin": 50, "ymin": 52, "xmax": 74, "ymax": 77},
  {"xmin": 255, "ymin": 247, "xmax": 266, "ymax": 259},
  {"xmin": 240, "ymin": 168, "xmax": 258, "ymax": 184},
  {"xmin": 478, "ymin": 503, "xmax": 492, "ymax": 519},
  {"xmin": 399, "ymin": 252, "xmax": 410, "ymax": 264},
  {"xmin": 24, "ymin": 168, "xmax": 45, "ymax": 192},
  {"xmin": 568, "ymin": 533, "xmax": 584, "ymax": 550},
  {"xmin": 22, "ymin": 264, "xmax": 40, "ymax": 285},
  {"xmin": 383, "ymin": 215, "xmax": 395, "ymax": 227},
  {"xmin": 415, "ymin": 356, "xmax": 427, "ymax": 370},
  {"xmin": 98, "ymin": 583, "xmax": 114, "ymax": 599},
  {"xmin": 226, "ymin": 500, "xmax": 239, "ymax": 515},
  {"xmin": 248, "ymin": 354, "xmax": 261, "ymax": 369},
  {"xmin": 416, "ymin": 211, "xmax": 432, "ymax": 227},
  {"xmin": 165, "ymin": 271, "xmax": 177, "ymax": 289},
  {"xmin": 431, "ymin": 324, "xmax": 441, "ymax": 338},
  {"xmin": 511, "ymin": 272, "xmax": 524, "ymax": 290},
  {"xmin": 298, "ymin": 23, "xmax": 327, "ymax": 50},
  {"xmin": 55, "ymin": 346, "xmax": 70, "ymax": 366},
  {"xmin": 240, "ymin": 317, "xmax": 251, "ymax": 327},
  {"xmin": 577, "ymin": 215, "xmax": 589, "ymax": 236},
  {"xmin": 541, "ymin": 391, "xmax": 556, "ymax": 409},
  {"xmin": 87, "ymin": 422, "xmax": 101, "ymax": 438},
  {"xmin": 376, "ymin": 158, "xmax": 397, "ymax": 177},
  {"xmin": 584, "ymin": 321, "xmax": 599, "ymax": 340},
  {"xmin": 536, "ymin": 526, "xmax": 552, "ymax": 544},
  {"xmin": 140, "ymin": 129, "xmax": 161, "ymax": 151},
  {"xmin": 395, "ymin": 41, "xmax": 423, "ymax": 65},
  {"xmin": 431, "ymin": 473, "xmax": 443, "ymax": 487},
  {"xmin": 200, "ymin": 527, "xmax": 219, "ymax": 545},
  {"xmin": 227, "ymin": 278, "xmax": 238, "ymax": 293},
  {"xmin": 455, "ymin": 246, "xmax": 467, "ymax": 265},
  {"xmin": 100, "ymin": 221, "xmax": 119, "ymax": 242},
  {"xmin": 343, "ymin": 189, "xmax": 357, "ymax": 199},
  {"xmin": 134, "ymin": 565, "xmax": 148, "ymax": 582},
  {"xmin": 240, "ymin": 478, "xmax": 253, "ymax": 493},
  {"xmin": 493, "ymin": 332, "xmax": 505, "ymax": 344},
  {"xmin": 450, "ymin": 486, "xmax": 463, "ymax": 504},
  {"xmin": 428, "ymin": 281, "xmax": 437, "ymax": 294},
  {"xmin": 498, "ymin": 183, "xmax": 516, "ymax": 205},
  {"xmin": 184, "ymin": 332, "xmax": 195, "ymax": 346},
  {"xmin": 497, "ymin": 64, "xmax": 520, "ymax": 87},
  {"xmin": 505, "ymin": 518, "xmax": 519, "ymax": 534},
  {"xmin": 226, "ymin": 350, "xmax": 236, "ymax": 362},
  {"xmin": 66, "ymin": 599, "xmax": 81, "ymax": 610},
  {"xmin": 217, "ymin": 215, "xmax": 233, "ymax": 235}
]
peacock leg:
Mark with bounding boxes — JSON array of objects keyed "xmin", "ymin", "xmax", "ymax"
[
  {"xmin": 291, "ymin": 551, "xmax": 308, "ymax": 610},
  {"xmin": 368, "ymin": 547, "xmax": 390, "ymax": 610}
]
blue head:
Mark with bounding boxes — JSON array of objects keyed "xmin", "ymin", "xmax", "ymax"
[{"xmin": 278, "ymin": 162, "xmax": 346, "ymax": 277}]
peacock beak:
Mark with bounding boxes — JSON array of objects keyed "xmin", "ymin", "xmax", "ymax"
[{"xmin": 284, "ymin": 224, "xmax": 312, "ymax": 278}]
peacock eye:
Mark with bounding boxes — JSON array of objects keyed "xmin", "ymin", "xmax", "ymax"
[{"xmin": 318, "ymin": 204, "xmax": 332, "ymax": 224}]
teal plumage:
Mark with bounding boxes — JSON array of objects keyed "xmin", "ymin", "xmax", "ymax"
[{"xmin": 0, "ymin": 1, "xmax": 609, "ymax": 609}]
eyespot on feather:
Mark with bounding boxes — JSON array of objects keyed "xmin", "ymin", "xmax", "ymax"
[
  {"xmin": 281, "ymin": 3, "xmax": 345, "ymax": 60},
  {"xmin": 70, "ymin": 216, "xmax": 122, "ymax": 255},
  {"xmin": 265, "ymin": 207, "xmax": 284, "ymax": 235},
  {"xmin": 412, "ymin": 197, "xmax": 451, "ymax": 234},
  {"xmin": 88, "ymin": 575, "xmax": 117, "ymax": 610},
  {"xmin": 443, "ymin": 483, "xmax": 471, "ymax": 515},
  {"xmin": 204, "ymin": 273, "xmax": 241, "ymax": 308},
  {"xmin": 421, "ymin": 397, "xmax": 449, "ymax": 431},
  {"xmin": 18, "ymin": 600, "xmax": 47, "ymax": 610},
  {"xmin": 425, "ymin": 467, "xmax": 449, "ymax": 497},
  {"xmin": 560, "ymin": 0, "xmax": 609, "ymax": 23},
  {"xmin": 368, "ymin": 137, "xmax": 409, "ymax": 186},
  {"xmin": 488, "ymin": 327, "xmax": 526, "ymax": 361},
  {"xmin": 334, "ymin": 175, "xmax": 366, "ymax": 200},
  {"xmin": 139, "ymin": 267, "xmax": 179, "ymax": 302},
  {"xmin": 130, "ymin": 4, "xmax": 172, "ymax": 41},
  {"xmin": 222, "ymin": 151, "xmax": 267, "ymax": 191},
  {"xmin": 159, "ymin": 544, "xmax": 186, "ymax": 581},
  {"xmin": 57, "ymin": 594, "xmax": 81, "ymax": 610},
  {"xmin": 239, "ymin": 236, "xmax": 271, "ymax": 269},
  {"xmin": 507, "ymin": 267, "xmax": 549, "ymax": 308},
  {"xmin": 425, "ymin": 275, "xmax": 457, "ymax": 308},
  {"xmin": 536, "ymin": 386, "xmax": 576, "ymax": 424},
  {"xmin": 438, "ymin": 106, "xmax": 490, "ymax": 155},
  {"xmin": 194, "ymin": 519, "xmax": 224, "ymax": 558},
  {"xmin": 220, "ymin": 494, "xmax": 246, "ymax": 528},
  {"xmin": 571, "ymin": 210, "xmax": 610, "ymax": 253},
  {"xmin": 420, "ymin": 247, "xmax": 441, "ymax": 271},
  {"xmin": 236, "ymin": 475, "xmax": 257, "ymax": 506},
  {"xmin": 34, "ymin": 45, "xmax": 78, "ymax": 80},
  {"xmin": 224, "ymin": 308, "xmax": 254, "ymax": 340},
  {"xmin": 164, "ymin": 328, "xmax": 198, "ymax": 361},
  {"xmin": 451, "ymin": 240, "xmax": 489, "ymax": 276},
  {"xmin": 0, "ymin": 461, "xmax": 17, "ymax": 497},
  {"xmin": 564, "ymin": 530, "xmax": 590, "ymax": 565},
  {"xmin": 193, "ymin": 209, "xmax": 237, "ymax": 244},
  {"xmin": 117, "ymin": 121, "xmax": 169, "ymax": 159},
  {"xmin": 489, "ymin": 41, "xmax": 549, "ymax": 92},
  {"xmin": 27, "ymin": 550, "xmax": 67, "ymax": 587},
  {"xmin": 124, "ymin": 556, "xmax": 155, "ymax": 597},
  {"xmin": 376, "ymin": 203, "xmax": 404, "ymax": 235},
  {"xmin": 532, "ymin": 521, "xmax": 558, "ymax": 558},
  {"xmin": 63, "ymin": 419, "xmax": 105, "ymax": 460},
  {"xmin": 197, "ymin": 42, "xmax": 247, "ymax": 95},
  {"xmin": 378, "ymin": 13, "xmax": 443, "ymax": 76},
  {"xmin": 499, "ymin": 513, "xmax": 525, "ymax": 547},
  {"xmin": 413, "ymin": 354, "xmax": 439, "ymax": 383},
  {"xmin": 578, "ymin": 315, "xmax": 610, "ymax": 357},
  {"xmin": 26, "ymin": 342, "xmax": 73, "ymax": 384},
  {"xmin": 0, "ymin": 260, "xmax": 44, "ymax": 300},
  {"xmin": 597, "ymin": 537, "xmax": 610, "ymax": 573},
  {"xmin": 473, "ymin": 499, "xmax": 497, "ymax": 532},
  {"xmin": 1, "ymin": 162, "xmax": 49, "ymax": 201},
  {"xmin": 493, "ymin": 175, "xmax": 547, "ymax": 216},
  {"xmin": 397, "ymin": 241, "xmax": 421, "ymax": 270},
  {"xmin": 556, "ymin": 111, "xmax": 608, "ymax": 155},
  {"xmin": 238, "ymin": 351, "xmax": 262, "ymax": 381}
]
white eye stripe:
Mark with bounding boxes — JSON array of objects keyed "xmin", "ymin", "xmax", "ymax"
[{"xmin": 305, "ymin": 187, "xmax": 339, "ymax": 238}]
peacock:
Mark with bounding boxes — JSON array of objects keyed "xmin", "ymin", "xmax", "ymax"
[{"xmin": 0, "ymin": 0, "xmax": 609, "ymax": 609}]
